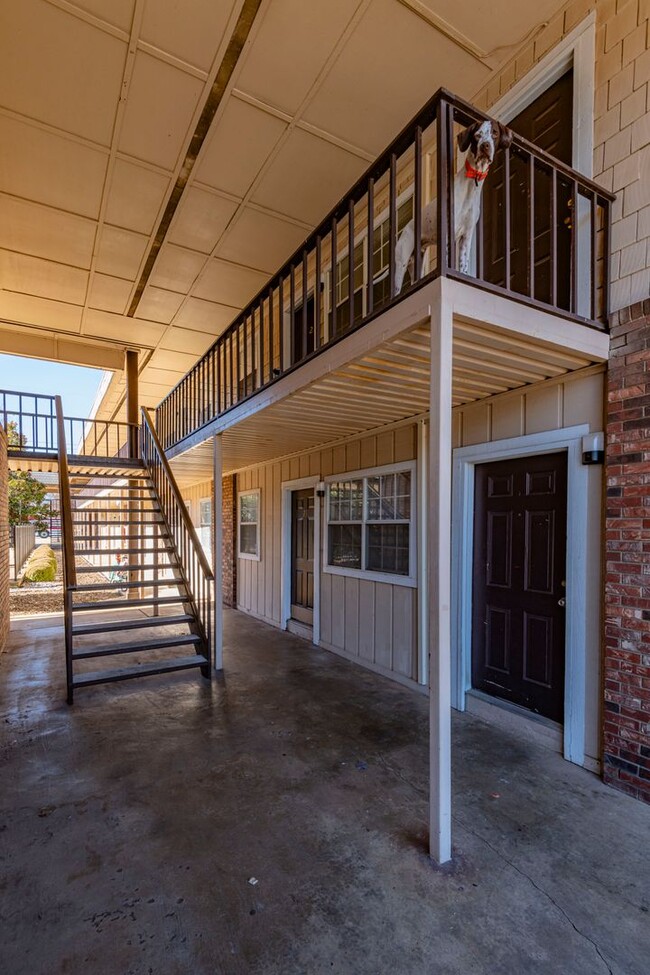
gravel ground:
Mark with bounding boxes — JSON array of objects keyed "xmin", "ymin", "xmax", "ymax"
[{"xmin": 10, "ymin": 549, "xmax": 133, "ymax": 617}]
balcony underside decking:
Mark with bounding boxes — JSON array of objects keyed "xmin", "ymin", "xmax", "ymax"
[{"xmin": 169, "ymin": 277, "xmax": 609, "ymax": 485}]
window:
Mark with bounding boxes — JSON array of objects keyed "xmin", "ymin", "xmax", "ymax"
[
  {"xmin": 372, "ymin": 197, "xmax": 414, "ymax": 309},
  {"xmin": 330, "ymin": 240, "xmax": 365, "ymax": 335},
  {"xmin": 238, "ymin": 489, "xmax": 260, "ymax": 560},
  {"xmin": 326, "ymin": 464, "xmax": 415, "ymax": 584},
  {"xmin": 199, "ymin": 498, "xmax": 212, "ymax": 565}
]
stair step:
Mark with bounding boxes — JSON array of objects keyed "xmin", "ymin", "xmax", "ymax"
[
  {"xmin": 74, "ymin": 548, "xmax": 174, "ymax": 556},
  {"xmin": 72, "ymin": 614, "xmax": 194, "ymax": 636},
  {"xmin": 72, "ymin": 634, "xmax": 201, "ymax": 660},
  {"xmin": 73, "ymin": 533, "xmax": 169, "ymax": 542},
  {"xmin": 71, "ymin": 507, "xmax": 160, "ymax": 515},
  {"xmin": 72, "ymin": 655, "xmax": 209, "ymax": 688},
  {"xmin": 75, "ymin": 562, "xmax": 176, "ymax": 573},
  {"xmin": 73, "ymin": 578, "xmax": 184, "ymax": 592},
  {"xmin": 72, "ymin": 518, "xmax": 164, "ymax": 525},
  {"xmin": 71, "ymin": 595, "xmax": 186, "ymax": 612},
  {"xmin": 71, "ymin": 493, "xmax": 156, "ymax": 500}
]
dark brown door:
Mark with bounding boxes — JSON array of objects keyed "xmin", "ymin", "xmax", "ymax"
[
  {"xmin": 472, "ymin": 452, "xmax": 567, "ymax": 722},
  {"xmin": 482, "ymin": 70, "xmax": 574, "ymax": 310},
  {"xmin": 291, "ymin": 489, "xmax": 315, "ymax": 625}
]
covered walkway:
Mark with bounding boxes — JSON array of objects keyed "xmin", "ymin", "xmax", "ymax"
[{"xmin": 1, "ymin": 609, "xmax": 648, "ymax": 975}]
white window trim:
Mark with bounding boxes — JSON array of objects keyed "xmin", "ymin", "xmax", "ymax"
[
  {"xmin": 451, "ymin": 425, "xmax": 592, "ymax": 767},
  {"xmin": 237, "ymin": 487, "xmax": 261, "ymax": 562},
  {"xmin": 323, "ymin": 460, "xmax": 417, "ymax": 588}
]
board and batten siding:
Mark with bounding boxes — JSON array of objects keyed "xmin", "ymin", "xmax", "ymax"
[
  {"xmin": 237, "ymin": 424, "xmax": 420, "ymax": 684},
  {"xmin": 452, "ymin": 366, "xmax": 605, "ymax": 766},
  {"xmin": 179, "ymin": 367, "xmax": 604, "ymax": 761}
]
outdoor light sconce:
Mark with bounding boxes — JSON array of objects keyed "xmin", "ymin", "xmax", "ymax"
[
  {"xmin": 316, "ymin": 481, "xmax": 326, "ymax": 498},
  {"xmin": 582, "ymin": 432, "xmax": 605, "ymax": 465}
]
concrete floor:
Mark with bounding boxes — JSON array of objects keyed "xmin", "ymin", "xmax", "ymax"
[{"xmin": 1, "ymin": 609, "xmax": 649, "ymax": 975}]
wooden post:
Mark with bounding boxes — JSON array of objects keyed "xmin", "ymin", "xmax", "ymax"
[
  {"xmin": 428, "ymin": 280, "xmax": 453, "ymax": 865},
  {"xmin": 125, "ymin": 348, "xmax": 139, "ymax": 459},
  {"xmin": 213, "ymin": 434, "xmax": 224, "ymax": 671}
]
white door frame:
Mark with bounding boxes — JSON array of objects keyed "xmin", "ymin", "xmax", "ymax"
[
  {"xmin": 451, "ymin": 424, "xmax": 591, "ymax": 766},
  {"xmin": 281, "ymin": 476, "xmax": 321, "ymax": 644}
]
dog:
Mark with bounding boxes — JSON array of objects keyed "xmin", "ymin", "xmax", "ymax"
[{"xmin": 392, "ymin": 119, "xmax": 513, "ymax": 292}]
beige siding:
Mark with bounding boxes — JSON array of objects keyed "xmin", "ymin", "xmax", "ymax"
[
  {"xmin": 236, "ymin": 425, "xmax": 420, "ymax": 683},
  {"xmin": 453, "ymin": 367, "xmax": 605, "ymax": 764}
]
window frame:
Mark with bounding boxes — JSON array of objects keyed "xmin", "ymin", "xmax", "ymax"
[
  {"xmin": 323, "ymin": 460, "xmax": 416, "ymax": 588},
  {"xmin": 237, "ymin": 488, "xmax": 261, "ymax": 561}
]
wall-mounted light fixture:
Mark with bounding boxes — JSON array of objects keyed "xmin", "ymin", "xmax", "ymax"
[
  {"xmin": 582, "ymin": 432, "xmax": 605, "ymax": 465},
  {"xmin": 316, "ymin": 481, "xmax": 326, "ymax": 498}
]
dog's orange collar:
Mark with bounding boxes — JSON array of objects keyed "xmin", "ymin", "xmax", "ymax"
[{"xmin": 465, "ymin": 159, "xmax": 490, "ymax": 184}]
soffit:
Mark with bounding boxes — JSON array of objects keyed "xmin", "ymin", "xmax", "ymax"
[
  {"xmin": 169, "ymin": 316, "xmax": 600, "ymax": 484},
  {"xmin": 0, "ymin": 0, "xmax": 568, "ymax": 419}
]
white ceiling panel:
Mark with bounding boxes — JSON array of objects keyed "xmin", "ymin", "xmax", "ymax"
[
  {"xmin": 0, "ymin": 116, "xmax": 108, "ymax": 219},
  {"xmin": 140, "ymin": 0, "xmax": 237, "ymax": 72},
  {"xmin": 105, "ymin": 159, "xmax": 170, "ymax": 235},
  {"xmin": 173, "ymin": 296, "xmax": 238, "ymax": 334},
  {"xmin": 95, "ymin": 226, "xmax": 148, "ymax": 279},
  {"xmin": 193, "ymin": 258, "xmax": 269, "ymax": 308},
  {"xmin": 1, "ymin": 0, "xmax": 127, "ymax": 146},
  {"xmin": 252, "ymin": 128, "xmax": 366, "ymax": 225},
  {"xmin": 215, "ymin": 208, "xmax": 306, "ymax": 275},
  {"xmin": 0, "ymin": 292, "xmax": 83, "ymax": 333},
  {"xmin": 168, "ymin": 187, "xmax": 238, "ymax": 253},
  {"xmin": 148, "ymin": 347, "xmax": 198, "ymax": 372},
  {"xmin": 83, "ymin": 308, "xmax": 165, "ymax": 346},
  {"xmin": 303, "ymin": 0, "xmax": 487, "ymax": 155},
  {"xmin": 0, "ymin": 250, "xmax": 88, "ymax": 305},
  {"xmin": 159, "ymin": 327, "xmax": 215, "ymax": 356},
  {"xmin": 67, "ymin": 0, "xmax": 135, "ymax": 32},
  {"xmin": 87, "ymin": 273, "xmax": 133, "ymax": 314},
  {"xmin": 149, "ymin": 244, "xmax": 207, "ymax": 292},
  {"xmin": 118, "ymin": 51, "xmax": 204, "ymax": 170},
  {"xmin": 194, "ymin": 98, "xmax": 287, "ymax": 200},
  {"xmin": 236, "ymin": 0, "xmax": 361, "ymax": 115},
  {"xmin": 135, "ymin": 287, "xmax": 185, "ymax": 324},
  {"xmin": 0, "ymin": 197, "xmax": 96, "ymax": 269}
]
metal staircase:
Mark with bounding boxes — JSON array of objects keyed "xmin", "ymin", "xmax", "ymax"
[
  {"xmin": 2, "ymin": 387, "xmax": 216, "ymax": 703},
  {"xmin": 54, "ymin": 399, "xmax": 214, "ymax": 704},
  {"xmin": 64, "ymin": 460, "xmax": 211, "ymax": 702}
]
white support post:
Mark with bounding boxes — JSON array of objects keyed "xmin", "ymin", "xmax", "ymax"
[
  {"xmin": 213, "ymin": 434, "xmax": 224, "ymax": 671},
  {"xmin": 428, "ymin": 283, "xmax": 453, "ymax": 865}
]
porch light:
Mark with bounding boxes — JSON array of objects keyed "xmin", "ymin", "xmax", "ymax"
[{"xmin": 582, "ymin": 432, "xmax": 604, "ymax": 465}]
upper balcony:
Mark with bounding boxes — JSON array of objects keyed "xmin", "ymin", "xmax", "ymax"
[{"xmin": 155, "ymin": 88, "xmax": 614, "ymax": 455}]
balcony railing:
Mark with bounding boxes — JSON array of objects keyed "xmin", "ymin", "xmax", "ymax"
[
  {"xmin": 151, "ymin": 87, "xmax": 612, "ymax": 451},
  {"xmin": 1, "ymin": 389, "xmax": 138, "ymax": 459}
]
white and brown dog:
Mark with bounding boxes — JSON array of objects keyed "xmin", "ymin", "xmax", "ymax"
[{"xmin": 393, "ymin": 119, "xmax": 513, "ymax": 292}]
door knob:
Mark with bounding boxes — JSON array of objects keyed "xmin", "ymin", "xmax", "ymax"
[{"xmin": 558, "ymin": 597, "xmax": 566, "ymax": 607}]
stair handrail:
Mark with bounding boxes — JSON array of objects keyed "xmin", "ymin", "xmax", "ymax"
[
  {"xmin": 140, "ymin": 407, "xmax": 214, "ymax": 665},
  {"xmin": 140, "ymin": 408, "xmax": 214, "ymax": 580},
  {"xmin": 55, "ymin": 395, "xmax": 77, "ymax": 590},
  {"xmin": 55, "ymin": 395, "xmax": 76, "ymax": 704}
]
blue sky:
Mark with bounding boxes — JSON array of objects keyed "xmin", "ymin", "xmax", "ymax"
[{"xmin": 0, "ymin": 354, "xmax": 108, "ymax": 418}]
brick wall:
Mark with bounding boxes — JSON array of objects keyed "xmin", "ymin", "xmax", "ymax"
[
  {"xmin": 604, "ymin": 299, "xmax": 650, "ymax": 802},
  {"xmin": 0, "ymin": 427, "xmax": 9, "ymax": 654},
  {"xmin": 472, "ymin": 0, "xmax": 650, "ymax": 313},
  {"xmin": 222, "ymin": 474, "xmax": 237, "ymax": 607}
]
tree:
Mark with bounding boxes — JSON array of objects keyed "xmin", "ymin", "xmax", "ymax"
[
  {"xmin": 8, "ymin": 471, "xmax": 50, "ymax": 530},
  {"xmin": 5, "ymin": 420, "xmax": 27, "ymax": 448}
]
